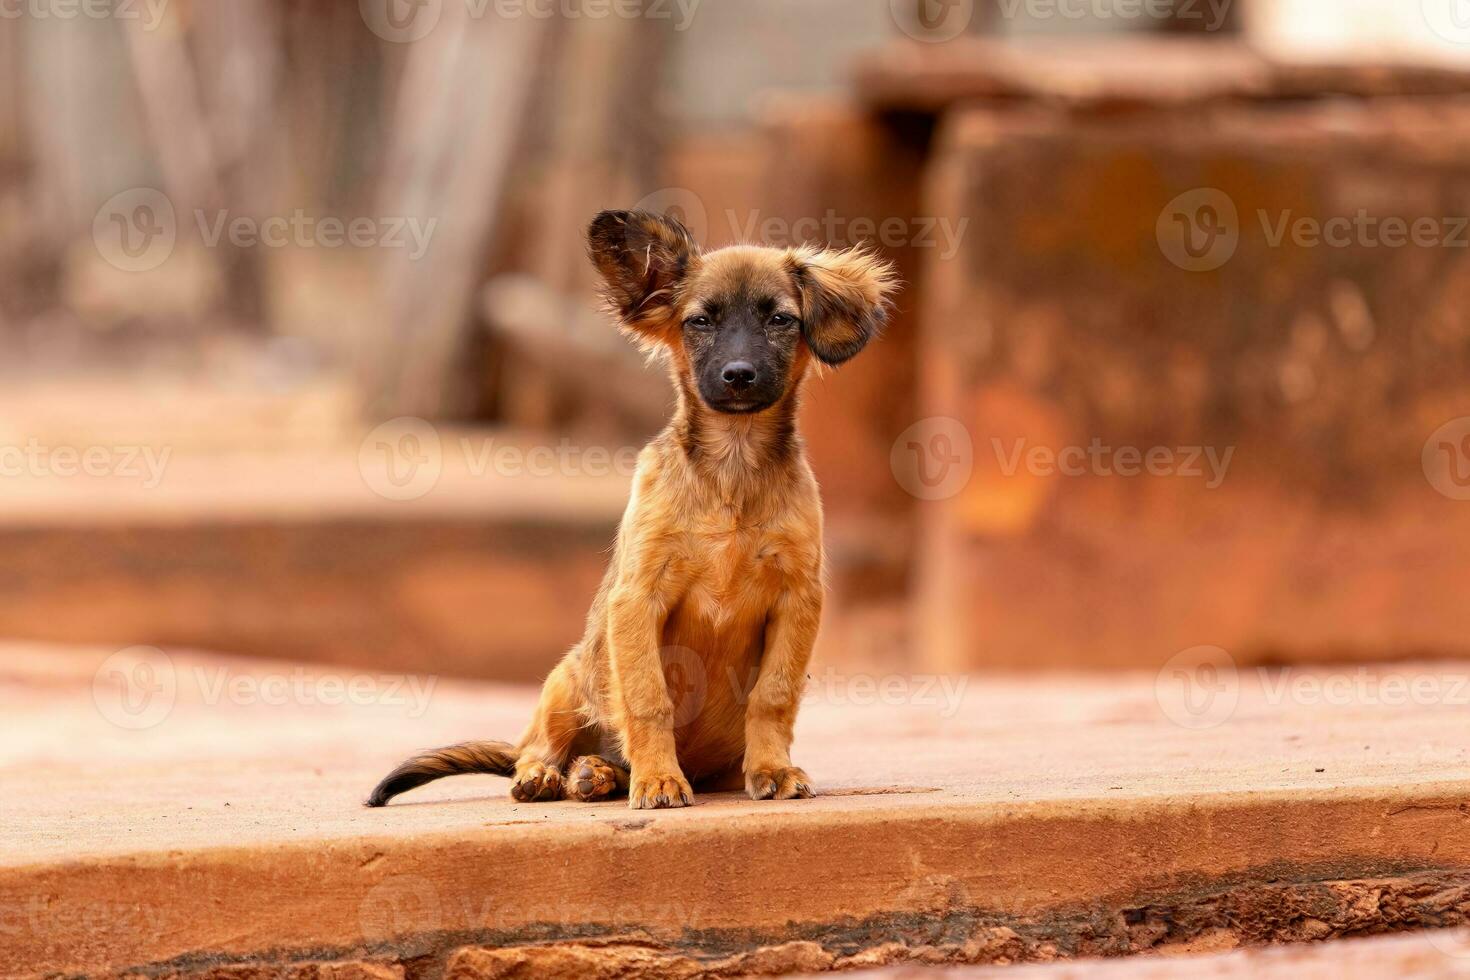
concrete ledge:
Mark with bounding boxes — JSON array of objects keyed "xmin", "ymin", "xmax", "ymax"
[
  {"xmin": 0, "ymin": 435, "xmax": 626, "ymax": 682},
  {"xmin": 6, "ymin": 646, "xmax": 1470, "ymax": 976}
]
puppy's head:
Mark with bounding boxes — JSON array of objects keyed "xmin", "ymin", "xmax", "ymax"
[{"xmin": 588, "ymin": 209, "xmax": 898, "ymax": 415}]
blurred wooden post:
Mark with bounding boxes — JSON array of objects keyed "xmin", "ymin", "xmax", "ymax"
[
  {"xmin": 0, "ymin": 14, "xmax": 24, "ymax": 309},
  {"xmin": 490, "ymin": 12, "xmax": 671, "ymax": 433},
  {"xmin": 372, "ymin": 7, "xmax": 555, "ymax": 418}
]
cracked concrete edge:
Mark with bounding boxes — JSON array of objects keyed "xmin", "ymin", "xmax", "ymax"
[
  {"xmin": 9, "ymin": 784, "xmax": 1470, "ymax": 977},
  {"xmin": 48, "ymin": 872, "xmax": 1470, "ymax": 980}
]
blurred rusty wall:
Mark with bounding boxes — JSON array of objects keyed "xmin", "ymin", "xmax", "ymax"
[{"xmin": 915, "ymin": 97, "xmax": 1470, "ymax": 672}]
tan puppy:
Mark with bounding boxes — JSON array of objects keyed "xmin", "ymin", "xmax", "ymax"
[{"xmin": 367, "ymin": 209, "xmax": 897, "ymax": 809}]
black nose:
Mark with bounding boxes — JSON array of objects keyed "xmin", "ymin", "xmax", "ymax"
[{"xmin": 721, "ymin": 361, "xmax": 757, "ymax": 390}]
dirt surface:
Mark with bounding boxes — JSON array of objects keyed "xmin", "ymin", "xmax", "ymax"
[
  {"xmin": 841, "ymin": 928, "xmax": 1470, "ymax": 978},
  {"xmin": 6, "ymin": 644, "xmax": 1470, "ymax": 976}
]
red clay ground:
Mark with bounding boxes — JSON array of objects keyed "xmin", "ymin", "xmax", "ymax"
[
  {"xmin": 5, "ymin": 643, "xmax": 1470, "ymax": 977},
  {"xmin": 843, "ymin": 927, "xmax": 1470, "ymax": 978}
]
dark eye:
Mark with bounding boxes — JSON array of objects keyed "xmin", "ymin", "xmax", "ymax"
[
  {"xmin": 684, "ymin": 314, "xmax": 714, "ymax": 330},
  {"xmin": 768, "ymin": 313, "xmax": 797, "ymax": 328}
]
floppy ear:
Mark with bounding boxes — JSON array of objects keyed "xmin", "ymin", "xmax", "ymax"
[
  {"xmin": 787, "ymin": 245, "xmax": 899, "ymax": 366},
  {"xmin": 587, "ymin": 209, "xmax": 699, "ymax": 342}
]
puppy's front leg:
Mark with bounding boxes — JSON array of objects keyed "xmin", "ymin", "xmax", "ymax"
[
  {"xmin": 609, "ymin": 586, "xmax": 694, "ymax": 809},
  {"xmin": 744, "ymin": 579, "xmax": 822, "ymax": 800}
]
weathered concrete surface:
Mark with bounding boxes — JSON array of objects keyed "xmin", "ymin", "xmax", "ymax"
[
  {"xmin": 7, "ymin": 645, "xmax": 1470, "ymax": 976},
  {"xmin": 0, "ymin": 434, "xmax": 625, "ymax": 682},
  {"xmin": 915, "ymin": 99, "xmax": 1470, "ymax": 673}
]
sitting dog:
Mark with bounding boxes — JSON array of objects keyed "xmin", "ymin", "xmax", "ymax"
[{"xmin": 367, "ymin": 208, "xmax": 897, "ymax": 809}]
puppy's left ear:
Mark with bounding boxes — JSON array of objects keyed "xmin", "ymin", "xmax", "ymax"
[
  {"xmin": 787, "ymin": 245, "xmax": 900, "ymax": 366},
  {"xmin": 587, "ymin": 209, "xmax": 699, "ymax": 341}
]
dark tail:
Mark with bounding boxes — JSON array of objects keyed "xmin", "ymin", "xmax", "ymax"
[{"xmin": 365, "ymin": 740, "xmax": 518, "ymax": 807}]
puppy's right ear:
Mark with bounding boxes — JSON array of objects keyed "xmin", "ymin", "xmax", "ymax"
[{"xmin": 587, "ymin": 209, "xmax": 699, "ymax": 343}]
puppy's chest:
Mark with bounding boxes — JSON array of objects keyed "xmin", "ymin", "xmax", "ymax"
[{"xmin": 679, "ymin": 520, "xmax": 794, "ymax": 625}]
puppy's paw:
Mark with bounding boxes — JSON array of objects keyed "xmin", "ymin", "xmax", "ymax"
[
  {"xmin": 510, "ymin": 762, "xmax": 563, "ymax": 802},
  {"xmin": 628, "ymin": 771, "xmax": 694, "ymax": 809},
  {"xmin": 567, "ymin": 755, "xmax": 625, "ymax": 802},
  {"xmin": 746, "ymin": 766, "xmax": 814, "ymax": 801}
]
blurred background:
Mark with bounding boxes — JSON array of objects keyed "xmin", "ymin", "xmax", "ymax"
[{"xmin": 3, "ymin": 0, "xmax": 1469, "ymax": 686}]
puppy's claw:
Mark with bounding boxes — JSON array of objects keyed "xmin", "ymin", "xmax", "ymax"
[
  {"xmin": 629, "ymin": 772, "xmax": 694, "ymax": 809},
  {"xmin": 746, "ymin": 766, "xmax": 814, "ymax": 801}
]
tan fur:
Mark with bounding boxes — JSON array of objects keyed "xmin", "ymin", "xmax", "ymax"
[{"xmin": 367, "ymin": 210, "xmax": 897, "ymax": 809}]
